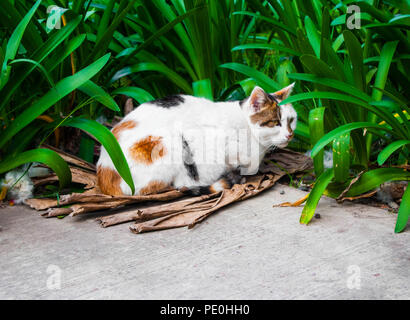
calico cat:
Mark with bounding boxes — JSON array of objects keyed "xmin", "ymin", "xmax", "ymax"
[{"xmin": 97, "ymin": 84, "xmax": 297, "ymax": 196}]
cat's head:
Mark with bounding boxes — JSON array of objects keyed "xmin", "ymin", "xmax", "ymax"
[{"xmin": 242, "ymin": 84, "xmax": 297, "ymax": 148}]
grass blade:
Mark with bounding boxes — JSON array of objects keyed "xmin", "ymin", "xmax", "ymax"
[
  {"xmin": 311, "ymin": 122, "xmax": 395, "ymax": 158},
  {"xmin": 112, "ymin": 87, "xmax": 155, "ymax": 105},
  {"xmin": 309, "ymin": 107, "xmax": 326, "ymax": 177},
  {"xmin": 0, "ymin": 0, "xmax": 41, "ymax": 90},
  {"xmin": 63, "ymin": 118, "xmax": 135, "ymax": 194},
  {"xmin": 345, "ymin": 168, "xmax": 410, "ymax": 197},
  {"xmin": 377, "ymin": 140, "xmax": 410, "ymax": 165},
  {"xmin": 0, "ymin": 54, "xmax": 111, "ymax": 149},
  {"xmin": 300, "ymin": 169, "xmax": 335, "ymax": 225},
  {"xmin": 193, "ymin": 79, "xmax": 213, "ymax": 100},
  {"xmin": 395, "ymin": 186, "xmax": 410, "ymax": 233},
  {"xmin": 220, "ymin": 63, "xmax": 280, "ymax": 92},
  {"xmin": 333, "ymin": 132, "xmax": 351, "ymax": 183},
  {"xmin": 78, "ymin": 80, "xmax": 120, "ymax": 112}
]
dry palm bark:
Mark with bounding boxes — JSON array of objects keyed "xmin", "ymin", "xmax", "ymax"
[{"xmin": 25, "ymin": 146, "xmax": 313, "ymax": 234}]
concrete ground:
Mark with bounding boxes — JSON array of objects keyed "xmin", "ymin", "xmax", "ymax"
[{"xmin": 0, "ymin": 184, "xmax": 409, "ymax": 300}]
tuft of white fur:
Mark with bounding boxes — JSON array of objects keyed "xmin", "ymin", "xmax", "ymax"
[
  {"xmin": 1, "ymin": 163, "xmax": 51, "ymax": 204},
  {"xmin": 1, "ymin": 170, "xmax": 34, "ymax": 204}
]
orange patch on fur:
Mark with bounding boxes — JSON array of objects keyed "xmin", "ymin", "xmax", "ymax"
[
  {"xmin": 209, "ymin": 178, "xmax": 230, "ymax": 193},
  {"xmin": 130, "ymin": 136, "xmax": 166, "ymax": 165},
  {"xmin": 97, "ymin": 165, "xmax": 124, "ymax": 196},
  {"xmin": 140, "ymin": 181, "xmax": 170, "ymax": 195},
  {"xmin": 112, "ymin": 120, "xmax": 137, "ymax": 140}
]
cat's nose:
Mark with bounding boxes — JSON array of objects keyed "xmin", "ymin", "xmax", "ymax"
[{"xmin": 286, "ymin": 133, "xmax": 294, "ymax": 140}]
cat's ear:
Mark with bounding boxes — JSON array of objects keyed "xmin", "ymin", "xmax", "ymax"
[
  {"xmin": 249, "ymin": 86, "xmax": 269, "ymax": 112},
  {"xmin": 273, "ymin": 82, "xmax": 295, "ymax": 102}
]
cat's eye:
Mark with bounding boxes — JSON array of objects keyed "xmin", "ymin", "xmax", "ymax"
[{"xmin": 289, "ymin": 117, "xmax": 294, "ymax": 123}]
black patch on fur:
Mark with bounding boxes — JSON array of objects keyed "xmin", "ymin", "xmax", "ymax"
[
  {"xmin": 220, "ymin": 169, "xmax": 242, "ymax": 187},
  {"xmin": 182, "ymin": 136, "xmax": 199, "ymax": 181},
  {"xmin": 152, "ymin": 95, "xmax": 184, "ymax": 108},
  {"xmin": 180, "ymin": 186, "xmax": 212, "ymax": 196}
]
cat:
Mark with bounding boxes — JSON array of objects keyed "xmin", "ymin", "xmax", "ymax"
[{"xmin": 97, "ymin": 84, "xmax": 297, "ymax": 196}]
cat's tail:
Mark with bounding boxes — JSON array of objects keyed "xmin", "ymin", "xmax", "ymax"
[
  {"xmin": 180, "ymin": 172, "xmax": 243, "ymax": 196},
  {"xmin": 180, "ymin": 179, "xmax": 231, "ymax": 196}
]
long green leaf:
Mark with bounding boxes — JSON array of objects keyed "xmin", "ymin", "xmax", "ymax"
[
  {"xmin": 62, "ymin": 118, "xmax": 135, "ymax": 194},
  {"xmin": 112, "ymin": 87, "xmax": 155, "ymax": 105},
  {"xmin": 300, "ymin": 169, "xmax": 335, "ymax": 225},
  {"xmin": 395, "ymin": 186, "xmax": 410, "ymax": 233},
  {"xmin": 193, "ymin": 79, "xmax": 213, "ymax": 100},
  {"xmin": 377, "ymin": 140, "xmax": 410, "ymax": 165},
  {"xmin": 366, "ymin": 41, "xmax": 399, "ymax": 154},
  {"xmin": 78, "ymin": 80, "xmax": 120, "ymax": 112},
  {"xmin": 0, "ymin": 54, "xmax": 111, "ymax": 149},
  {"xmin": 232, "ymin": 43, "xmax": 301, "ymax": 57},
  {"xmin": 0, "ymin": 148, "xmax": 71, "ymax": 189},
  {"xmin": 333, "ymin": 132, "xmax": 351, "ymax": 183},
  {"xmin": 0, "ymin": 0, "xmax": 41, "ymax": 90},
  {"xmin": 345, "ymin": 168, "xmax": 410, "ymax": 197},
  {"xmin": 311, "ymin": 122, "xmax": 394, "ymax": 158},
  {"xmin": 287, "ymin": 73, "xmax": 371, "ymax": 102},
  {"xmin": 309, "ymin": 108, "xmax": 326, "ymax": 177},
  {"xmin": 112, "ymin": 62, "xmax": 193, "ymax": 94},
  {"xmin": 220, "ymin": 63, "xmax": 280, "ymax": 92},
  {"xmin": 305, "ymin": 16, "xmax": 320, "ymax": 57}
]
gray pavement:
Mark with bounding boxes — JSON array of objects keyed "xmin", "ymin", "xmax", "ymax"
[{"xmin": 0, "ymin": 184, "xmax": 409, "ymax": 299}]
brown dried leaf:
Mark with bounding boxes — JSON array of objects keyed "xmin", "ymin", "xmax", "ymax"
[
  {"xmin": 42, "ymin": 144, "xmax": 96, "ymax": 172},
  {"xmin": 32, "ymin": 167, "xmax": 97, "ymax": 190},
  {"xmin": 25, "ymin": 148, "xmax": 313, "ymax": 234}
]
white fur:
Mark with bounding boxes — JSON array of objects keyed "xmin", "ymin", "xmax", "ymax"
[
  {"xmin": 1, "ymin": 170, "xmax": 34, "ymax": 204},
  {"xmin": 97, "ymin": 85, "xmax": 297, "ymax": 195}
]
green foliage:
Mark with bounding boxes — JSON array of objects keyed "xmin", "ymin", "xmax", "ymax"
[{"xmin": 0, "ymin": 0, "xmax": 408, "ymax": 231}]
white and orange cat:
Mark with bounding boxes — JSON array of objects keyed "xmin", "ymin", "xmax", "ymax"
[{"xmin": 97, "ymin": 84, "xmax": 297, "ymax": 196}]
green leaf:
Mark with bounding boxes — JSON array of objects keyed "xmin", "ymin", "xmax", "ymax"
[
  {"xmin": 366, "ymin": 41, "xmax": 399, "ymax": 153},
  {"xmin": 193, "ymin": 79, "xmax": 213, "ymax": 100},
  {"xmin": 78, "ymin": 80, "xmax": 120, "ymax": 112},
  {"xmin": 287, "ymin": 73, "xmax": 371, "ymax": 102},
  {"xmin": 112, "ymin": 86, "xmax": 155, "ymax": 105},
  {"xmin": 233, "ymin": 11, "xmax": 297, "ymax": 36},
  {"xmin": 305, "ymin": 16, "xmax": 320, "ymax": 57},
  {"xmin": 220, "ymin": 63, "xmax": 280, "ymax": 92},
  {"xmin": 0, "ymin": 148, "xmax": 71, "ymax": 189},
  {"xmin": 345, "ymin": 168, "xmax": 410, "ymax": 197},
  {"xmin": 44, "ymin": 33, "xmax": 86, "ymax": 72},
  {"xmin": 300, "ymin": 169, "xmax": 335, "ymax": 225},
  {"xmin": 281, "ymin": 91, "xmax": 404, "ymax": 135},
  {"xmin": 0, "ymin": 54, "xmax": 111, "ymax": 149},
  {"xmin": 311, "ymin": 122, "xmax": 394, "ymax": 158},
  {"xmin": 62, "ymin": 118, "xmax": 135, "ymax": 194},
  {"xmin": 333, "ymin": 133, "xmax": 351, "ymax": 183},
  {"xmin": 309, "ymin": 108, "xmax": 326, "ymax": 177},
  {"xmin": 0, "ymin": 0, "xmax": 41, "ymax": 90},
  {"xmin": 377, "ymin": 140, "xmax": 410, "ymax": 165},
  {"xmin": 343, "ymin": 31, "xmax": 365, "ymax": 91},
  {"xmin": 0, "ymin": 15, "xmax": 83, "ymax": 111},
  {"xmin": 232, "ymin": 43, "xmax": 301, "ymax": 57},
  {"xmin": 112, "ymin": 62, "xmax": 193, "ymax": 94},
  {"xmin": 395, "ymin": 186, "xmax": 410, "ymax": 233}
]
